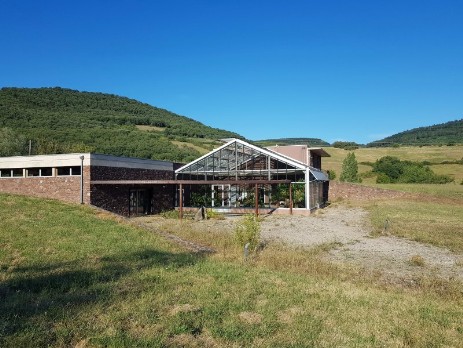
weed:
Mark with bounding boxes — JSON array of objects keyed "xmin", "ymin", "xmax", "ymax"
[
  {"xmin": 409, "ymin": 255, "xmax": 425, "ymax": 267},
  {"xmin": 160, "ymin": 209, "xmax": 179, "ymax": 219},
  {"xmin": 234, "ymin": 214, "xmax": 261, "ymax": 251},
  {"xmin": 206, "ymin": 209, "xmax": 225, "ymax": 220}
]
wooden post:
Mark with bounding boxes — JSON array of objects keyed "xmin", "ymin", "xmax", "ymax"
[
  {"xmin": 179, "ymin": 183, "xmax": 183, "ymax": 220},
  {"xmin": 254, "ymin": 184, "xmax": 259, "ymax": 217},
  {"xmin": 289, "ymin": 183, "xmax": 293, "ymax": 215}
]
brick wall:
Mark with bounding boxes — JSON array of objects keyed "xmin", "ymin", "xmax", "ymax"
[
  {"xmin": 0, "ymin": 167, "xmax": 90, "ymax": 204},
  {"xmin": 0, "ymin": 165, "xmax": 175, "ymax": 216}
]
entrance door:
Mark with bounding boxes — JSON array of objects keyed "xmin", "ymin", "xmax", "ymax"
[{"xmin": 129, "ymin": 189, "xmax": 151, "ymax": 216}]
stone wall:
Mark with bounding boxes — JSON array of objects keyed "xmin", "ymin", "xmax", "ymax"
[
  {"xmin": 329, "ymin": 181, "xmax": 411, "ymax": 201},
  {"xmin": 0, "ymin": 167, "xmax": 91, "ymax": 204}
]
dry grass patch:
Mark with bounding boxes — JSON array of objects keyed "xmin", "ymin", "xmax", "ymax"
[
  {"xmin": 238, "ymin": 311, "xmax": 263, "ymax": 324},
  {"xmin": 135, "ymin": 125, "xmax": 165, "ymax": 132},
  {"xmin": 172, "ymin": 140, "xmax": 211, "ymax": 154}
]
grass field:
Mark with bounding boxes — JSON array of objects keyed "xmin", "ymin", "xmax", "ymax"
[
  {"xmin": 322, "ymin": 144, "xmax": 463, "ymax": 182},
  {"xmin": 1, "ymin": 193, "xmax": 463, "ymax": 347}
]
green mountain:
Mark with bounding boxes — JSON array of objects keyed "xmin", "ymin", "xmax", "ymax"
[
  {"xmin": 368, "ymin": 119, "xmax": 463, "ymax": 147},
  {"xmin": 254, "ymin": 137, "xmax": 330, "ymax": 147},
  {"xmin": 0, "ymin": 87, "xmax": 243, "ymax": 162}
]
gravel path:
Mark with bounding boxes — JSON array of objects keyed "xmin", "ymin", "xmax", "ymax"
[{"xmin": 260, "ymin": 206, "xmax": 463, "ymax": 282}]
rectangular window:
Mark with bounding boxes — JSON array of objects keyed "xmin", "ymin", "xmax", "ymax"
[
  {"xmin": 0, "ymin": 169, "xmax": 23, "ymax": 178},
  {"xmin": 41, "ymin": 168, "xmax": 52, "ymax": 177},
  {"xmin": 0, "ymin": 169, "xmax": 12, "ymax": 178},
  {"xmin": 27, "ymin": 168, "xmax": 40, "ymax": 177},
  {"xmin": 12, "ymin": 169, "xmax": 23, "ymax": 177},
  {"xmin": 27, "ymin": 168, "xmax": 53, "ymax": 177},
  {"xmin": 57, "ymin": 166, "xmax": 81, "ymax": 176},
  {"xmin": 71, "ymin": 166, "xmax": 81, "ymax": 175}
]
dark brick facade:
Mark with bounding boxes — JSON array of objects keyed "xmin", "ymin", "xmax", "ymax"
[
  {"xmin": 89, "ymin": 165, "xmax": 175, "ymax": 216},
  {"xmin": 90, "ymin": 166, "xmax": 173, "ymax": 181},
  {"xmin": 90, "ymin": 184, "xmax": 174, "ymax": 216}
]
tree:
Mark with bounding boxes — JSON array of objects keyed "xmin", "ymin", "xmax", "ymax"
[
  {"xmin": 340, "ymin": 152, "xmax": 362, "ymax": 183},
  {"xmin": 0, "ymin": 128, "xmax": 27, "ymax": 156}
]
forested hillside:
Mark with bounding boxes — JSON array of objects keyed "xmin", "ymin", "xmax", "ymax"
[
  {"xmin": 0, "ymin": 87, "xmax": 242, "ymax": 162},
  {"xmin": 255, "ymin": 137, "xmax": 330, "ymax": 147},
  {"xmin": 368, "ymin": 119, "xmax": 463, "ymax": 147}
]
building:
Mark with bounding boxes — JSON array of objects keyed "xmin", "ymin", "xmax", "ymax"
[
  {"xmin": 175, "ymin": 139, "xmax": 330, "ymax": 214},
  {"xmin": 0, "ymin": 139, "xmax": 330, "ymax": 217},
  {"xmin": 0, "ymin": 153, "xmax": 175, "ymax": 216}
]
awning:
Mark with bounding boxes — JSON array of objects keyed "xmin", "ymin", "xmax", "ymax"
[{"xmin": 310, "ymin": 167, "xmax": 329, "ymax": 181}]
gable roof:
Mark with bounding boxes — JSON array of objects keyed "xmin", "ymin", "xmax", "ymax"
[{"xmin": 175, "ymin": 138, "xmax": 307, "ymax": 174}]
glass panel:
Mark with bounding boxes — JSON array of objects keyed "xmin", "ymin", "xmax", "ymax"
[
  {"xmin": 71, "ymin": 166, "xmax": 81, "ymax": 175},
  {"xmin": 12, "ymin": 169, "xmax": 23, "ymax": 177},
  {"xmin": 0, "ymin": 170, "xmax": 12, "ymax": 178},
  {"xmin": 27, "ymin": 168, "xmax": 40, "ymax": 177},
  {"xmin": 41, "ymin": 168, "xmax": 53, "ymax": 177}
]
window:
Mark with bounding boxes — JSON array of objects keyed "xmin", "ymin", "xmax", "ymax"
[
  {"xmin": 0, "ymin": 169, "xmax": 24, "ymax": 178},
  {"xmin": 12, "ymin": 169, "xmax": 23, "ymax": 177},
  {"xmin": 0, "ymin": 169, "xmax": 12, "ymax": 178},
  {"xmin": 57, "ymin": 166, "xmax": 81, "ymax": 176},
  {"xmin": 27, "ymin": 168, "xmax": 53, "ymax": 177},
  {"xmin": 27, "ymin": 168, "xmax": 40, "ymax": 177}
]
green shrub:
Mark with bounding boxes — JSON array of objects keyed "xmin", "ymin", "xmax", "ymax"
[
  {"xmin": 206, "ymin": 209, "xmax": 225, "ymax": 220},
  {"xmin": 160, "ymin": 210, "xmax": 179, "ymax": 219},
  {"xmin": 373, "ymin": 156, "xmax": 453, "ymax": 184},
  {"xmin": 234, "ymin": 214, "xmax": 261, "ymax": 251},
  {"xmin": 327, "ymin": 170, "xmax": 336, "ymax": 180},
  {"xmin": 376, "ymin": 173, "xmax": 392, "ymax": 184}
]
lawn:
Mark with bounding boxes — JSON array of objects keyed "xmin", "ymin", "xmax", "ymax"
[{"xmin": 1, "ymin": 193, "xmax": 462, "ymax": 347}]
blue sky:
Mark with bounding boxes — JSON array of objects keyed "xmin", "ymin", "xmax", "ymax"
[{"xmin": 1, "ymin": 0, "xmax": 462, "ymax": 144}]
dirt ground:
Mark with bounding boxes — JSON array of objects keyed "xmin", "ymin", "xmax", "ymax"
[
  {"xmin": 135, "ymin": 206, "xmax": 463, "ymax": 283},
  {"xmin": 259, "ymin": 206, "xmax": 463, "ymax": 283}
]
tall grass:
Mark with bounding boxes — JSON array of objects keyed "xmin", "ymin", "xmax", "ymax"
[
  {"xmin": 1, "ymin": 193, "xmax": 463, "ymax": 347},
  {"xmin": 368, "ymin": 199, "xmax": 463, "ymax": 252}
]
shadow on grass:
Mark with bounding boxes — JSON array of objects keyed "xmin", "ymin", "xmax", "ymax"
[{"xmin": 0, "ymin": 248, "xmax": 202, "ymax": 345}]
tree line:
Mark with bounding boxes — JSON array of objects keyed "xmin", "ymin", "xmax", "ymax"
[{"xmin": 0, "ymin": 87, "xmax": 243, "ymax": 162}]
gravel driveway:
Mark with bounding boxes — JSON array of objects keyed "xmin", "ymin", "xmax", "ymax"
[{"xmin": 260, "ymin": 206, "xmax": 463, "ymax": 282}]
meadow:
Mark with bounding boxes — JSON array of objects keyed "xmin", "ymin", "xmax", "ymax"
[
  {"xmin": 1, "ymin": 190, "xmax": 463, "ymax": 347},
  {"xmin": 1, "ymin": 144, "xmax": 463, "ymax": 347}
]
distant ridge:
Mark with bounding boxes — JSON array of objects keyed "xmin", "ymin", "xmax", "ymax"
[
  {"xmin": 0, "ymin": 87, "xmax": 243, "ymax": 162},
  {"xmin": 368, "ymin": 119, "xmax": 463, "ymax": 147},
  {"xmin": 254, "ymin": 137, "xmax": 330, "ymax": 147}
]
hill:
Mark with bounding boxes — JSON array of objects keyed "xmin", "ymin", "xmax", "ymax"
[
  {"xmin": 254, "ymin": 137, "xmax": 330, "ymax": 147},
  {"xmin": 0, "ymin": 87, "xmax": 243, "ymax": 162},
  {"xmin": 367, "ymin": 119, "xmax": 463, "ymax": 147}
]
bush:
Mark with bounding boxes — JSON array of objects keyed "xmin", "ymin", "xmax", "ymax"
[
  {"xmin": 373, "ymin": 156, "xmax": 453, "ymax": 184},
  {"xmin": 376, "ymin": 173, "xmax": 392, "ymax": 183},
  {"xmin": 327, "ymin": 170, "xmax": 336, "ymax": 180},
  {"xmin": 160, "ymin": 210, "xmax": 179, "ymax": 219},
  {"xmin": 234, "ymin": 214, "xmax": 261, "ymax": 251}
]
